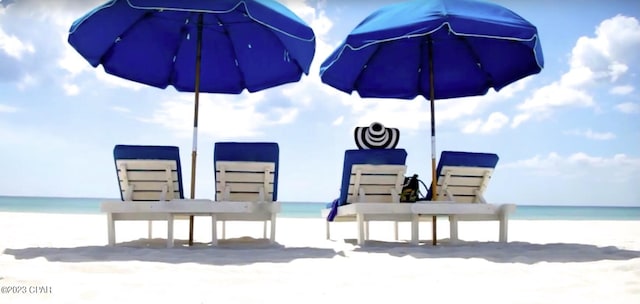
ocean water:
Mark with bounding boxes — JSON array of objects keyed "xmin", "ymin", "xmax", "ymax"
[{"xmin": 0, "ymin": 196, "xmax": 639, "ymax": 220}]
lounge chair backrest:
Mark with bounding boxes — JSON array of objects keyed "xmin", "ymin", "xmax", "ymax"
[
  {"xmin": 340, "ymin": 149, "xmax": 407, "ymax": 204},
  {"xmin": 347, "ymin": 164, "xmax": 406, "ymax": 203},
  {"xmin": 426, "ymin": 151, "xmax": 498, "ymax": 203},
  {"xmin": 215, "ymin": 161, "xmax": 276, "ymax": 202},
  {"xmin": 214, "ymin": 142, "xmax": 279, "ymax": 202},
  {"xmin": 113, "ymin": 145, "xmax": 184, "ymax": 201}
]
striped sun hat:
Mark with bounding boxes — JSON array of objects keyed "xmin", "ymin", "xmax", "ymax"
[{"xmin": 354, "ymin": 122, "xmax": 400, "ymax": 149}]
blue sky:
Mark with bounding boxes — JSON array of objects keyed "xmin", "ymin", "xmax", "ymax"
[{"xmin": 0, "ymin": 0, "xmax": 639, "ymax": 206}]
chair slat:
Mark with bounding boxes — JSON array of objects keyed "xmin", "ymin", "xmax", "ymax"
[
  {"xmin": 354, "ymin": 174, "xmax": 403, "ymax": 185},
  {"xmin": 215, "ymin": 161, "xmax": 276, "ymax": 202},
  {"xmin": 216, "ymin": 172, "xmax": 274, "ymax": 183},
  {"xmin": 116, "ymin": 160, "xmax": 178, "ymax": 202},
  {"xmin": 436, "ymin": 166, "xmax": 494, "ymax": 203},
  {"xmin": 439, "ymin": 166, "xmax": 493, "ymax": 177},
  {"xmin": 216, "ymin": 183, "xmax": 274, "ymax": 193},
  {"xmin": 216, "ymin": 161, "xmax": 275, "ymax": 172},
  {"xmin": 116, "ymin": 160, "xmax": 177, "ymax": 171},
  {"xmin": 348, "ymin": 185, "xmax": 397, "ymax": 195},
  {"xmin": 120, "ymin": 182, "xmax": 181, "ymax": 192},
  {"xmin": 126, "ymin": 191, "xmax": 180, "ymax": 201},
  {"xmin": 352, "ymin": 194, "xmax": 397, "ymax": 203},
  {"xmin": 118, "ymin": 171, "xmax": 179, "ymax": 181},
  {"xmin": 437, "ymin": 176, "xmax": 486, "ymax": 187},
  {"xmin": 217, "ymin": 192, "xmax": 274, "ymax": 202},
  {"xmin": 347, "ymin": 164, "xmax": 406, "ymax": 204}
]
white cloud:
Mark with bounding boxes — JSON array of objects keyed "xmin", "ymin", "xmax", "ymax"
[
  {"xmin": 0, "ymin": 0, "xmax": 13, "ymax": 8},
  {"xmin": 519, "ymin": 83, "xmax": 595, "ymax": 111},
  {"xmin": 281, "ymin": 0, "xmax": 316, "ymax": 22},
  {"xmin": 564, "ymin": 129, "xmax": 616, "ymax": 140},
  {"xmin": 501, "ymin": 152, "xmax": 640, "ymax": 181},
  {"xmin": 501, "ymin": 152, "xmax": 564, "ymax": 176},
  {"xmin": 566, "ymin": 15, "xmax": 640, "ymax": 86},
  {"xmin": 511, "ymin": 113, "xmax": 531, "ymax": 129},
  {"xmin": 16, "ymin": 74, "xmax": 36, "ymax": 90},
  {"xmin": 582, "ymin": 130, "xmax": 616, "ymax": 140},
  {"xmin": 310, "ymin": 8, "xmax": 333, "ymax": 37},
  {"xmin": 493, "ymin": 77, "xmax": 531, "ymax": 98},
  {"xmin": 111, "ymin": 106, "xmax": 131, "ymax": 113},
  {"xmin": 141, "ymin": 91, "xmax": 298, "ymax": 139},
  {"xmin": 615, "ymin": 102, "xmax": 640, "ymax": 114},
  {"xmin": 270, "ymin": 107, "xmax": 299, "ymax": 124},
  {"xmin": 282, "ymin": 0, "xmax": 332, "ymax": 36},
  {"xmin": 58, "ymin": 44, "xmax": 90, "ymax": 77},
  {"xmin": 94, "ymin": 66, "xmax": 146, "ymax": 91},
  {"xmin": 462, "ymin": 112, "xmax": 509, "ymax": 134},
  {"xmin": 0, "ymin": 104, "xmax": 18, "ymax": 113},
  {"xmin": 0, "ymin": 0, "xmax": 103, "ymax": 88},
  {"xmin": 514, "ymin": 15, "xmax": 640, "ymax": 128},
  {"xmin": 0, "ymin": 27, "xmax": 34, "ymax": 59},
  {"xmin": 609, "ymin": 85, "xmax": 634, "ymax": 95},
  {"xmin": 62, "ymin": 83, "xmax": 79, "ymax": 96},
  {"xmin": 512, "ymin": 82, "xmax": 594, "ymax": 127},
  {"xmin": 348, "ymin": 97, "xmax": 429, "ymax": 130},
  {"xmin": 332, "ymin": 116, "xmax": 344, "ymax": 126},
  {"xmin": 339, "ymin": 88, "xmax": 520, "ymax": 133}
]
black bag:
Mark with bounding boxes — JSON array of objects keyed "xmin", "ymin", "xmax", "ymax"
[{"xmin": 400, "ymin": 174, "xmax": 420, "ymax": 202}]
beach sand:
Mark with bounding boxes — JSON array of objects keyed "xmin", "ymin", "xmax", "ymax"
[{"xmin": 1, "ymin": 212, "xmax": 639, "ymax": 303}]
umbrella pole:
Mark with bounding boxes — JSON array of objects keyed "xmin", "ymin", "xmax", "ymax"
[
  {"xmin": 428, "ymin": 37, "xmax": 437, "ymax": 246},
  {"xmin": 189, "ymin": 13, "xmax": 204, "ymax": 246}
]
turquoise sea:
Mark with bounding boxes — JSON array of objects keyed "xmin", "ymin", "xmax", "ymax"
[{"xmin": 0, "ymin": 196, "xmax": 638, "ymax": 220}]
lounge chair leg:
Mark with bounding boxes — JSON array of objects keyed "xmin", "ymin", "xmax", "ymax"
[
  {"xmin": 411, "ymin": 214, "xmax": 419, "ymax": 245},
  {"xmin": 263, "ymin": 220, "xmax": 267, "ymax": 239},
  {"xmin": 222, "ymin": 221, "xmax": 226, "ymax": 240},
  {"xmin": 211, "ymin": 214, "xmax": 218, "ymax": 246},
  {"xmin": 167, "ymin": 214, "xmax": 174, "ymax": 248},
  {"xmin": 356, "ymin": 213, "xmax": 365, "ymax": 245},
  {"xmin": 499, "ymin": 206, "xmax": 509, "ymax": 242},
  {"xmin": 499, "ymin": 218, "xmax": 508, "ymax": 242},
  {"xmin": 326, "ymin": 221, "xmax": 330, "ymax": 240},
  {"xmin": 394, "ymin": 221, "xmax": 399, "ymax": 240},
  {"xmin": 449, "ymin": 215, "xmax": 459, "ymax": 242},
  {"xmin": 148, "ymin": 220, "xmax": 153, "ymax": 239},
  {"xmin": 270, "ymin": 214, "xmax": 276, "ymax": 244},
  {"xmin": 107, "ymin": 213, "xmax": 115, "ymax": 246},
  {"xmin": 364, "ymin": 220, "xmax": 369, "ymax": 241}
]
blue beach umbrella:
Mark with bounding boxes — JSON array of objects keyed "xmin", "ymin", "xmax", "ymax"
[
  {"xmin": 68, "ymin": 0, "xmax": 315, "ymax": 245},
  {"xmin": 320, "ymin": 0, "xmax": 543, "ymax": 244}
]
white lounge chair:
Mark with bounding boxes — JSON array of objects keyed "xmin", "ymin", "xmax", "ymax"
[
  {"xmin": 212, "ymin": 142, "xmax": 281, "ymax": 244},
  {"xmin": 321, "ymin": 149, "xmax": 418, "ymax": 245},
  {"xmin": 101, "ymin": 145, "xmax": 187, "ymax": 247},
  {"xmin": 411, "ymin": 151, "xmax": 516, "ymax": 244}
]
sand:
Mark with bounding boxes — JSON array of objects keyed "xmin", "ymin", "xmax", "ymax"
[{"xmin": 1, "ymin": 212, "xmax": 639, "ymax": 303}]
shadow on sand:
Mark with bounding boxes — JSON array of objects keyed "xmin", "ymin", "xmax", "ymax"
[
  {"xmin": 6, "ymin": 237, "xmax": 640, "ymax": 266},
  {"xmin": 348, "ymin": 239, "xmax": 640, "ymax": 264},
  {"xmin": 3, "ymin": 237, "xmax": 339, "ymax": 266}
]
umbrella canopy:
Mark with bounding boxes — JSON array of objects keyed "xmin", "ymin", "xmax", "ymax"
[
  {"xmin": 319, "ymin": 0, "xmax": 542, "ymax": 244},
  {"xmin": 69, "ymin": 0, "xmax": 315, "ymax": 93},
  {"xmin": 68, "ymin": 0, "xmax": 315, "ymax": 245}
]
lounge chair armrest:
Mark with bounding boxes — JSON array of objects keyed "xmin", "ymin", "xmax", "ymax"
[
  {"xmin": 444, "ymin": 188, "xmax": 455, "ymax": 202},
  {"xmin": 160, "ymin": 184, "xmax": 168, "ymax": 201},
  {"xmin": 124, "ymin": 184, "xmax": 135, "ymax": 201},
  {"xmin": 475, "ymin": 189, "xmax": 487, "ymax": 204},
  {"xmin": 357, "ymin": 187, "xmax": 366, "ymax": 203},
  {"xmin": 258, "ymin": 187, "xmax": 266, "ymax": 203},
  {"xmin": 390, "ymin": 188, "xmax": 400, "ymax": 203},
  {"xmin": 223, "ymin": 186, "xmax": 231, "ymax": 201}
]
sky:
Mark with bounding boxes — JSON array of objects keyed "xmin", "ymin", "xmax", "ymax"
[{"xmin": 0, "ymin": 0, "xmax": 639, "ymax": 206}]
